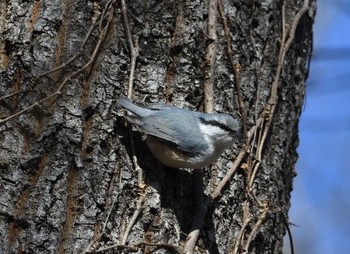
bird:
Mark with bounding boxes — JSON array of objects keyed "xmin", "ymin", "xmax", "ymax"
[{"xmin": 117, "ymin": 97, "xmax": 240, "ymax": 169}]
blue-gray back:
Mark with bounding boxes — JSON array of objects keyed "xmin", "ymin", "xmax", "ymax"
[{"xmin": 141, "ymin": 107, "xmax": 209, "ymax": 155}]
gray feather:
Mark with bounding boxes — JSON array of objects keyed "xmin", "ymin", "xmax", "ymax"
[
  {"xmin": 117, "ymin": 97, "xmax": 222, "ymax": 155},
  {"xmin": 139, "ymin": 109, "xmax": 209, "ymax": 155},
  {"xmin": 117, "ymin": 97, "xmax": 151, "ymax": 117}
]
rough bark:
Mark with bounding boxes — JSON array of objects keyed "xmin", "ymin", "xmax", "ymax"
[{"xmin": 0, "ymin": 0, "xmax": 315, "ymax": 253}]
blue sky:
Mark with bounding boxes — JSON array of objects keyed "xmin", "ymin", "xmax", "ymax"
[{"xmin": 285, "ymin": 1, "xmax": 350, "ymax": 253}]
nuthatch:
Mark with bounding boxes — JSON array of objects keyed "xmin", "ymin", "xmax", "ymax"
[{"xmin": 118, "ymin": 97, "xmax": 240, "ymax": 169}]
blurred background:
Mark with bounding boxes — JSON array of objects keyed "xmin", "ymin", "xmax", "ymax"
[{"xmin": 284, "ymin": 0, "xmax": 350, "ymax": 253}]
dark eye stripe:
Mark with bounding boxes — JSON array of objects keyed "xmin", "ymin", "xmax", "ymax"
[{"xmin": 199, "ymin": 117, "xmax": 234, "ymax": 133}]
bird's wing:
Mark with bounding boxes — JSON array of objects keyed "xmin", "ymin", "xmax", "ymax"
[
  {"xmin": 140, "ymin": 111, "xmax": 209, "ymax": 155},
  {"xmin": 139, "ymin": 115, "xmax": 179, "ymax": 144},
  {"xmin": 146, "ymin": 103, "xmax": 174, "ymax": 110},
  {"xmin": 117, "ymin": 97, "xmax": 151, "ymax": 117}
]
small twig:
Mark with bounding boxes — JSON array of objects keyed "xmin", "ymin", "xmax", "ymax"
[
  {"xmin": 281, "ymin": 0, "xmax": 310, "ymax": 74},
  {"xmin": 282, "ymin": 212, "xmax": 295, "ymax": 254},
  {"xmin": 0, "ymin": 1, "xmax": 114, "ymax": 126},
  {"xmin": 95, "ymin": 241, "xmax": 180, "ymax": 254},
  {"xmin": 121, "ymin": 0, "xmax": 134, "ymax": 55},
  {"xmin": 118, "ymin": 1, "xmax": 146, "ymax": 248},
  {"xmin": 121, "ymin": 195, "xmax": 145, "ymax": 245},
  {"xmin": 14, "ymin": 12, "xmax": 101, "ymax": 105},
  {"xmin": 0, "ymin": 89, "xmax": 27, "ymax": 103},
  {"xmin": 133, "ymin": 154, "xmax": 145, "ymax": 189},
  {"xmin": 268, "ymin": 0, "xmax": 286, "ymax": 105},
  {"xmin": 83, "ymin": 194, "xmax": 120, "ymax": 253},
  {"xmin": 247, "ymin": 120, "xmax": 266, "ymax": 192},
  {"xmin": 269, "ymin": 0, "xmax": 310, "ymax": 108},
  {"xmin": 99, "ymin": 0, "xmax": 114, "ymax": 31},
  {"xmin": 211, "ymin": 118, "xmax": 263, "ymax": 200},
  {"xmin": 83, "ymin": 235, "xmax": 102, "ymax": 254},
  {"xmin": 102, "ymin": 196, "xmax": 117, "ymax": 233},
  {"xmin": 125, "ymin": 114, "xmax": 145, "ymax": 189},
  {"xmin": 184, "ymin": 230, "xmax": 200, "ymax": 254},
  {"xmin": 127, "ymin": 39, "xmax": 139, "ymax": 99},
  {"xmin": 211, "ymin": 148, "xmax": 244, "ymax": 200},
  {"xmin": 243, "ymin": 207, "xmax": 268, "ymax": 253},
  {"xmin": 183, "ymin": 170, "xmax": 208, "ymax": 254},
  {"xmin": 247, "ymin": 190, "xmax": 263, "ymax": 209},
  {"xmin": 232, "ymin": 201, "xmax": 251, "ymax": 254},
  {"xmin": 120, "ymin": 0, "xmax": 144, "ymax": 189},
  {"xmin": 203, "ymin": 0, "xmax": 218, "ymax": 113},
  {"xmin": 121, "ymin": 0, "xmax": 139, "ymax": 99},
  {"xmin": 37, "ymin": 20, "xmax": 98, "ymax": 79}
]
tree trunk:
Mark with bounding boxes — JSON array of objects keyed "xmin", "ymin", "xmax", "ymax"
[{"xmin": 0, "ymin": 0, "xmax": 315, "ymax": 253}]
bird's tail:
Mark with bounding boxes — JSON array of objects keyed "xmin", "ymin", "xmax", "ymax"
[{"xmin": 117, "ymin": 97, "xmax": 150, "ymax": 118}]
